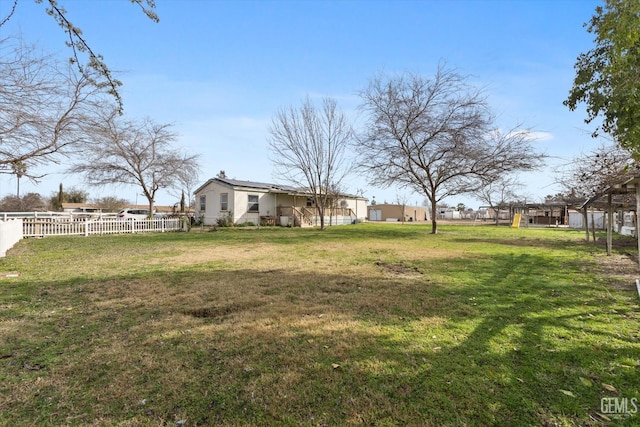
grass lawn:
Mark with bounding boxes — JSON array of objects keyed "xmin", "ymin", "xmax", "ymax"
[{"xmin": 0, "ymin": 223, "xmax": 638, "ymax": 426}]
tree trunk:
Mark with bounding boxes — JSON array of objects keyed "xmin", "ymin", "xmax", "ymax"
[
  {"xmin": 607, "ymin": 193, "xmax": 613, "ymax": 256},
  {"xmin": 430, "ymin": 196, "xmax": 438, "ymax": 234},
  {"xmin": 317, "ymin": 204, "xmax": 325, "ymax": 230},
  {"xmin": 148, "ymin": 196, "xmax": 155, "ymax": 220}
]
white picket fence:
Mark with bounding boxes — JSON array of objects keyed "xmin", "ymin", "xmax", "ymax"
[
  {"xmin": 0, "ymin": 215, "xmax": 185, "ymax": 258},
  {"xmin": 22, "ymin": 217, "xmax": 182, "ymax": 237}
]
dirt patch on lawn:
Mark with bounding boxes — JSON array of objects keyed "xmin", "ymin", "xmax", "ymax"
[
  {"xmin": 375, "ymin": 261, "xmax": 422, "ymax": 278},
  {"xmin": 593, "ymin": 253, "xmax": 639, "ymax": 290},
  {"xmin": 185, "ymin": 300, "xmax": 265, "ymax": 319}
]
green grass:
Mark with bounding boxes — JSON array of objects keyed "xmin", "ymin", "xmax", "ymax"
[{"xmin": 0, "ymin": 224, "xmax": 638, "ymax": 426}]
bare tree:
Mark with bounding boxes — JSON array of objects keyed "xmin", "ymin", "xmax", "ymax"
[
  {"xmin": 91, "ymin": 196, "xmax": 130, "ymax": 213},
  {"xmin": 69, "ymin": 112, "xmax": 200, "ymax": 217},
  {"xmin": 0, "ymin": 38, "xmax": 109, "ymax": 178},
  {"xmin": 167, "ymin": 168, "xmax": 200, "ymax": 211},
  {"xmin": 477, "ymin": 176, "xmax": 524, "ymax": 225},
  {"xmin": 357, "ymin": 66, "xmax": 544, "ymax": 233},
  {"xmin": 0, "ymin": 192, "xmax": 46, "ymax": 212},
  {"xmin": 395, "ymin": 193, "xmax": 411, "ymax": 224},
  {"xmin": 557, "ymin": 140, "xmax": 636, "ymax": 201},
  {"xmin": 268, "ymin": 96, "xmax": 353, "ymax": 230}
]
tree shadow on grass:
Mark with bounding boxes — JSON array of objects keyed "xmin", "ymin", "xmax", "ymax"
[{"xmin": 1, "ymin": 252, "xmax": 639, "ymax": 426}]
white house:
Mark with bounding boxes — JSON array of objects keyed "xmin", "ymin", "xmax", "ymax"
[{"xmin": 193, "ymin": 177, "xmax": 368, "ymax": 227}]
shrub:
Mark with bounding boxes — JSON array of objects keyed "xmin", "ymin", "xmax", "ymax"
[{"xmin": 216, "ymin": 212, "xmax": 234, "ymax": 227}]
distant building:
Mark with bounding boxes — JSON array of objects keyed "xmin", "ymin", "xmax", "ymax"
[
  {"xmin": 367, "ymin": 203, "xmax": 430, "ymax": 222},
  {"xmin": 61, "ymin": 203, "xmax": 104, "ymax": 214}
]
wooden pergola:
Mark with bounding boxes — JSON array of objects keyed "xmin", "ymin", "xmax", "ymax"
[{"xmin": 580, "ymin": 176, "xmax": 640, "ymax": 265}]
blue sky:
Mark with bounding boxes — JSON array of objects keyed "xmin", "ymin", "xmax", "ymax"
[{"xmin": 1, "ymin": 0, "xmax": 603, "ymax": 208}]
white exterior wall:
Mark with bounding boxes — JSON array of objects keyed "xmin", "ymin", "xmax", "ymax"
[
  {"xmin": 232, "ymin": 190, "xmax": 244, "ymax": 223},
  {"xmin": 195, "ymin": 181, "xmax": 277, "ymax": 225},
  {"xmin": 348, "ymin": 198, "xmax": 368, "ymax": 221},
  {"xmin": 195, "ymin": 181, "xmax": 229, "ymax": 225},
  {"xmin": 0, "ymin": 219, "xmax": 23, "ymax": 257},
  {"xmin": 235, "ymin": 190, "xmax": 273, "ymax": 224},
  {"xmin": 444, "ymin": 210, "xmax": 461, "ymax": 220},
  {"xmin": 195, "ymin": 185, "xmax": 219, "ymax": 225},
  {"xmin": 568, "ymin": 211, "xmax": 606, "ymax": 230}
]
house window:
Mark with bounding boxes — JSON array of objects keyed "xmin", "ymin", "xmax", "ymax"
[
  {"xmin": 306, "ymin": 197, "xmax": 313, "ymax": 207},
  {"xmin": 248, "ymin": 195, "xmax": 259, "ymax": 212},
  {"xmin": 220, "ymin": 193, "xmax": 228, "ymax": 211},
  {"xmin": 199, "ymin": 195, "xmax": 206, "ymax": 211}
]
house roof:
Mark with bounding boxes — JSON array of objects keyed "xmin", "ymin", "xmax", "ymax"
[
  {"xmin": 218, "ymin": 177, "xmax": 303, "ymax": 193},
  {"xmin": 193, "ymin": 177, "xmax": 303, "ymax": 194},
  {"xmin": 194, "ymin": 177, "xmax": 367, "ymax": 200}
]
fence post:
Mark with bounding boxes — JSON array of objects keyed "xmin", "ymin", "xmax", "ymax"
[{"xmin": 85, "ymin": 218, "xmax": 89, "ymax": 237}]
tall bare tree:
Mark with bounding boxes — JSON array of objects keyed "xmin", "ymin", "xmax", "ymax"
[
  {"xmin": 69, "ymin": 112, "xmax": 200, "ymax": 217},
  {"xmin": 268, "ymin": 96, "xmax": 353, "ymax": 230},
  {"xmin": 0, "ymin": 38, "xmax": 108, "ymax": 177},
  {"xmin": 357, "ymin": 66, "xmax": 544, "ymax": 233}
]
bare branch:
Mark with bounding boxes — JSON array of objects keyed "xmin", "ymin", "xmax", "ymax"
[
  {"xmin": 0, "ymin": 0, "xmax": 18, "ymax": 28},
  {"xmin": 0, "ymin": 37, "xmax": 111, "ymax": 178}
]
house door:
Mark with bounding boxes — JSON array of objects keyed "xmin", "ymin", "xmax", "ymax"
[{"xmin": 369, "ymin": 209, "xmax": 382, "ymax": 221}]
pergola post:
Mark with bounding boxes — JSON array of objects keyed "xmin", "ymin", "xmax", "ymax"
[
  {"xmin": 583, "ymin": 206, "xmax": 590, "ymax": 242},
  {"xmin": 607, "ymin": 193, "xmax": 613, "ymax": 256}
]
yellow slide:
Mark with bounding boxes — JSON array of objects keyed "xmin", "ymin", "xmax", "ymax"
[{"xmin": 511, "ymin": 213, "xmax": 522, "ymax": 228}]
